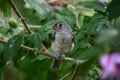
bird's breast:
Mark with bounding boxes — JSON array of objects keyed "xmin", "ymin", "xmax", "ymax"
[{"xmin": 52, "ymin": 32, "xmax": 73, "ymax": 54}]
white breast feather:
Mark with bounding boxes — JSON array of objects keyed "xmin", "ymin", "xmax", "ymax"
[{"xmin": 52, "ymin": 31, "xmax": 74, "ymax": 54}]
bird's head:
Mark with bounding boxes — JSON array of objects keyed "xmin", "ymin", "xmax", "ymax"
[{"xmin": 53, "ymin": 21, "xmax": 69, "ymax": 32}]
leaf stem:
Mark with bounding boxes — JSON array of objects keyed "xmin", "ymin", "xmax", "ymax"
[{"xmin": 75, "ymin": 12, "xmax": 81, "ymax": 29}]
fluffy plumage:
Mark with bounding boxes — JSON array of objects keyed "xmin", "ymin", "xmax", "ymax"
[{"xmin": 51, "ymin": 21, "xmax": 74, "ymax": 69}]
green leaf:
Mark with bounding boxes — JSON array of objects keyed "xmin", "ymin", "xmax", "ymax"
[
  {"xmin": 18, "ymin": 54, "xmax": 35, "ymax": 69},
  {"xmin": 52, "ymin": 8, "xmax": 76, "ymax": 29},
  {"xmin": 54, "ymin": 14, "xmax": 65, "ymax": 20},
  {"xmin": 24, "ymin": 0, "xmax": 50, "ymax": 16},
  {"xmin": 67, "ymin": 5, "xmax": 76, "ymax": 14},
  {"xmin": 77, "ymin": 46, "xmax": 103, "ymax": 60},
  {"xmin": 107, "ymin": 0, "xmax": 120, "ymax": 20},
  {"xmin": 47, "ymin": 47, "xmax": 55, "ymax": 54},
  {"xmin": 81, "ymin": 9, "xmax": 95, "ymax": 17},
  {"xmin": 72, "ymin": 42, "xmax": 90, "ymax": 54},
  {"xmin": 0, "ymin": 0, "xmax": 11, "ymax": 17},
  {"xmin": 33, "ymin": 54, "xmax": 50, "ymax": 61},
  {"xmin": 36, "ymin": 20, "xmax": 55, "ymax": 47},
  {"xmin": 3, "ymin": 33, "xmax": 22, "ymax": 62},
  {"xmin": 40, "ymin": 20, "xmax": 55, "ymax": 30},
  {"xmin": 19, "ymin": 57, "xmax": 53, "ymax": 80},
  {"xmin": 97, "ymin": 29, "xmax": 118, "ymax": 43},
  {"xmin": 77, "ymin": 58, "xmax": 95, "ymax": 76},
  {"xmin": 0, "ymin": 44, "xmax": 4, "ymax": 56},
  {"xmin": 28, "ymin": 33, "xmax": 42, "ymax": 50},
  {"xmin": 0, "ymin": 65, "xmax": 5, "ymax": 80},
  {"xmin": 83, "ymin": 14, "xmax": 102, "ymax": 34},
  {"xmin": 0, "ymin": 19, "xmax": 10, "ymax": 29},
  {"xmin": 77, "ymin": 1, "xmax": 105, "ymax": 13},
  {"xmin": 0, "ymin": 19, "xmax": 5, "ymax": 27},
  {"xmin": 37, "ymin": 20, "xmax": 55, "ymax": 36}
]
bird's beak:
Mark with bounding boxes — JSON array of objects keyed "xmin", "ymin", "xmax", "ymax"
[{"xmin": 53, "ymin": 26, "xmax": 59, "ymax": 31}]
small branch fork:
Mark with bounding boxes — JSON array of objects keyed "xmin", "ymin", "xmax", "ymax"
[{"xmin": 2, "ymin": 0, "xmax": 86, "ymax": 79}]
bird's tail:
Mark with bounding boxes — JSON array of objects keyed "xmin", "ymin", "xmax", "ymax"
[{"xmin": 51, "ymin": 59, "xmax": 61, "ymax": 69}]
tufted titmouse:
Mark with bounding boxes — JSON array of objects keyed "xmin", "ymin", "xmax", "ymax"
[{"xmin": 51, "ymin": 21, "xmax": 74, "ymax": 69}]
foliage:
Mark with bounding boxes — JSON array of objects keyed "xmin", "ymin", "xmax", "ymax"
[
  {"xmin": 0, "ymin": 0, "xmax": 120, "ymax": 80},
  {"xmin": 107, "ymin": 0, "xmax": 120, "ymax": 20},
  {"xmin": 0, "ymin": 0, "xmax": 11, "ymax": 17}
]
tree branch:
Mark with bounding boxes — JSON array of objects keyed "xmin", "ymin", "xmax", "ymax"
[
  {"xmin": 71, "ymin": 63, "xmax": 80, "ymax": 80},
  {"xmin": 59, "ymin": 72, "xmax": 72, "ymax": 80},
  {"xmin": 9, "ymin": 0, "xmax": 32, "ymax": 34},
  {"xmin": 19, "ymin": 24, "xmax": 41, "ymax": 29},
  {"xmin": 0, "ymin": 39, "xmax": 85, "ymax": 63},
  {"xmin": 0, "ymin": 40, "xmax": 7, "ymax": 44},
  {"xmin": 0, "ymin": 40, "xmax": 34, "ymax": 52}
]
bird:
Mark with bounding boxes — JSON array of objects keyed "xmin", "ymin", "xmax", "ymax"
[{"xmin": 51, "ymin": 21, "xmax": 74, "ymax": 69}]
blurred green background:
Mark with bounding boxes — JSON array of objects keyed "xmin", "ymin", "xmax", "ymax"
[{"xmin": 0, "ymin": 0, "xmax": 120, "ymax": 80}]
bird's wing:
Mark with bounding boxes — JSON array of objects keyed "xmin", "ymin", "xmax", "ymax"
[{"xmin": 52, "ymin": 32, "xmax": 56, "ymax": 42}]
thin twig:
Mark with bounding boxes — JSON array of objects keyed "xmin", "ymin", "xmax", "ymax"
[
  {"xmin": 59, "ymin": 72, "xmax": 72, "ymax": 80},
  {"xmin": 21, "ymin": 45, "xmax": 34, "ymax": 52},
  {"xmin": 9, "ymin": 0, "xmax": 32, "ymax": 34},
  {"xmin": 0, "ymin": 40, "xmax": 7, "ymax": 44},
  {"xmin": 0, "ymin": 40, "xmax": 34, "ymax": 52},
  {"xmin": 19, "ymin": 24, "xmax": 41, "ymax": 29},
  {"xmin": 71, "ymin": 63, "xmax": 80, "ymax": 80},
  {"xmin": 0, "ymin": 24, "xmax": 41, "ymax": 29}
]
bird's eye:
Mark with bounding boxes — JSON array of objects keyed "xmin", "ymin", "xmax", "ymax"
[{"xmin": 59, "ymin": 24, "xmax": 62, "ymax": 28}]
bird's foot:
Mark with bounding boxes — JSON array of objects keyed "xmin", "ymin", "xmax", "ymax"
[{"xmin": 56, "ymin": 53, "xmax": 65, "ymax": 60}]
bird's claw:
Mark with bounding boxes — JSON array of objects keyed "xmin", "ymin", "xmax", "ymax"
[{"xmin": 56, "ymin": 53, "xmax": 65, "ymax": 60}]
